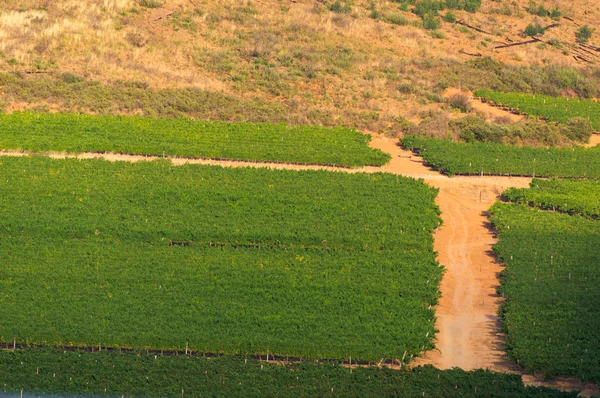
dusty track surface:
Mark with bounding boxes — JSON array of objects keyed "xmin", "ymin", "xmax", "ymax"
[{"xmin": 1, "ymin": 138, "xmax": 598, "ymax": 395}]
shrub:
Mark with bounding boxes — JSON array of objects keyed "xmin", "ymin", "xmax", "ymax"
[
  {"xmin": 524, "ymin": 22, "xmax": 545, "ymax": 37},
  {"xmin": 137, "ymin": 0, "xmax": 163, "ymax": 8},
  {"xmin": 384, "ymin": 13, "xmax": 409, "ymax": 26},
  {"xmin": 423, "ymin": 13, "xmax": 441, "ymax": 30},
  {"xmin": 576, "ymin": 25, "xmax": 594, "ymax": 45},
  {"xmin": 443, "ymin": 11, "xmax": 456, "ymax": 23},
  {"xmin": 447, "ymin": 93, "xmax": 471, "ymax": 112},
  {"xmin": 328, "ymin": 0, "xmax": 352, "ymax": 13},
  {"xmin": 60, "ymin": 72, "xmax": 83, "ymax": 84},
  {"xmin": 560, "ymin": 117, "xmax": 594, "ymax": 142}
]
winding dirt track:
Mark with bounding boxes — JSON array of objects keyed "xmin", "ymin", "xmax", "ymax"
[{"xmin": 1, "ymin": 135, "xmax": 598, "ymax": 395}]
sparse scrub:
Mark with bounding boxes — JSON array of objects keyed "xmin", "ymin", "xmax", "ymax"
[
  {"xmin": 137, "ymin": 0, "xmax": 163, "ymax": 8},
  {"xmin": 383, "ymin": 13, "xmax": 410, "ymax": 26},
  {"xmin": 447, "ymin": 92, "xmax": 471, "ymax": 112}
]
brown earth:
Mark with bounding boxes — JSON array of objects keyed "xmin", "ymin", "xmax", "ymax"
[{"xmin": 1, "ymin": 135, "xmax": 598, "ymax": 395}]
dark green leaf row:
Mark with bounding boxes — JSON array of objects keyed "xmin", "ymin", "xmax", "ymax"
[
  {"xmin": 504, "ymin": 179, "xmax": 600, "ymax": 219},
  {"xmin": 0, "ymin": 157, "xmax": 439, "ymax": 251},
  {"xmin": 0, "ymin": 112, "xmax": 390, "ymax": 167},
  {"xmin": 402, "ymin": 136, "xmax": 600, "ymax": 177},
  {"xmin": 0, "ymin": 239, "xmax": 440, "ymax": 361},
  {"xmin": 0, "ymin": 157, "xmax": 441, "ymax": 361},
  {"xmin": 489, "ymin": 203, "xmax": 600, "ymax": 383},
  {"xmin": 475, "ymin": 90, "xmax": 600, "ymax": 130},
  {"xmin": 0, "ymin": 349, "xmax": 576, "ymax": 398}
]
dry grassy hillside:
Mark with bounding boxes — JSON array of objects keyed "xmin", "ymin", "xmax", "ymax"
[{"xmin": 0, "ymin": 0, "xmax": 598, "ymax": 136}]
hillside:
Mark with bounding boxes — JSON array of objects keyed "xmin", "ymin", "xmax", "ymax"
[{"xmin": 0, "ymin": 0, "xmax": 599, "ymax": 137}]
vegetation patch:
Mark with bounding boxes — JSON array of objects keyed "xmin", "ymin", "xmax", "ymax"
[
  {"xmin": 490, "ymin": 200, "xmax": 600, "ymax": 383},
  {"xmin": 504, "ymin": 179, "xmax": 600, "ymax": 220},
  {"xmin": 0, "ymin": 349, "xmax": 576, "ymax": 397},
  {"xmin": 475, "ymin": 90, "xmax": 600, "ymax": 131},
  {"xmin": 0, "ymin": 157, "xmax": 441, "ymax": 362},
  {"xmin": 0, "ymin": 113, "xmax": 390, "ymax": 167},
  {"xmin": 401, "ymin": 136, "xmax": 600, "ymax": 177}
]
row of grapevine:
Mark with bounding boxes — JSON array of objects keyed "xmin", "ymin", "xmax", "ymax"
[
  {"xmin": 402, "ymin": 136, "xmax": 600, "ymax": 178},
  {"xmin": 489, "ymin": 201, "xmax": 600, "ymax": 383},
  {"xmin": 0, "ymin": 156, "xmax": 441, "ymax": 362},
  {"xmin": 0, "ymin": 112, "xmax": 391, "ymax": 167},
  {"xmin": 0, "ymin": 349, "xmax": 575, "ymax": 397},
  {"xmin": 504, "ymin": 178, "xmax": 600, "ymax": 219},
  {"xmin": 475, "ymin": 90, "xmax": 600, "ymax": 130}
]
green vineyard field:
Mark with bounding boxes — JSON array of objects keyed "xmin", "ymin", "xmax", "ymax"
[
  {"xmin": 490, "ymin": 201, "xmax": 600, "ymax": 383},
  {"xmin": 0, "ymin": 349, "xmax": 575, "ymax": 397},
  {"xmin": 0, "ymin": 157, "xmax": 440, "ymax": 362},
  {"xmin": 0, "ymin": 112, "xmax": 390, "ymax": 167},
  {"xmin": 475, "ymin": 90, "xmax": 600, "ymax": 130},
  {"xmin": 504, "ymin": 179, "xmax": 600, "ymax": 219},
  {"xmin": 402, "ymin": 136, "xmax": 600, "ymax": 177}
]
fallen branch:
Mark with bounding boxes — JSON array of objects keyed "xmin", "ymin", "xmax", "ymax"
[
  {"xmin": 542, "ymin": 23, "xmax": 560, "ymax": 31},
  {"xmin": 494, "ymin": 37, "xmax": 540, "ymax": 49},
  {"xmin": 573, "ymin": 55, "xmax": 593, "ymax": 64},
  {"xmin": 455, "ymin": 20, "xmax": 492, "ymax": 35},
  {"xmin": 459, "ymin": 49, "xmax": 482, "ymax": 57},
  {"xmin": 562, "ymin": 16, "xmax": 581, "ymax": 27},
  {"xmin": 577, "ymin": 45, "xmax": 599, "ymax": 57}
]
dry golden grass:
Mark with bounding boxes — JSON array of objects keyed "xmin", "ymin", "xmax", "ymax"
[{"xmin": 0, "ymin": 0, "xmax": 598, "ymax": 135}]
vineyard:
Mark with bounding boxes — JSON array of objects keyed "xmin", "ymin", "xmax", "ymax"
[
  {"xmin": 402, "ymin": 136, "xmax": 600, "ymax": 177},
  {"xmin": 504, "ymin": 179, "xmax": 600, "ymax": 219},
  {"xmin": 475, "ymin": 91, "xmax": 600, "ymax": 131},
  {"xmin": 489, "ymin": 201, "xmax": 600, "ymax": 383},
  {"xmin": 0, "ymin": 113, "xmax": 390, "ymax": 167},
  {"xmin": 0, "ymin": 349, "xmax": 575, "ymax": 397},
  {"xmin": 0, "ymin": 156, "xmax": 441, "ymax": 362}
]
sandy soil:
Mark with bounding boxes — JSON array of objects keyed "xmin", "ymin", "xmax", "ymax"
[
  {"xmin": 1, "ymin": 137, "xmax": 598, "ymax": 395},
  {"xmin": 584, "ymin": 134, "xmax": 600, "ymax": 148}
]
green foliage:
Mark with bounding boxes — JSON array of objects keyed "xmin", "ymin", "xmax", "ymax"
[
  {"xmin": 489, "ymin": 202, "xmax": 600, "ymax": 383},
  {"xmin": 0, "ymin": 349, "xmax": 576, "ymax": 397},
  {"xmin": 549, "ymin": 7, "xmax": 562, "ymax": 20},
  {"xmin": 523, "ymin": 22, "xmax": 545, "ymax": 37},
  {"xmin": 423, "ymin": 12, "xmax": 441, "ymax": 30},
  {"xmin": 401, "ymin": 136, "xmax": 600, "ymax": 177},
  {"xmin": 60, "ymin": 72, "xmax": 83, "ymax": 84},
  {"xmin": 445, "ymin": 58, "xmax": 600, "ymax": 99},
  {"xmin": 475, "ymin": 90, "xmax": 600, "ymax": 130},
  {"xmin": 576, "ymin": 25, "xmax": 594, "ymax": 45},
  {"xmin": 0, "ymin": 113, "xmax": 390, "ymax": 167},
  {"xmin": 452, "ymin": 115, "xmax": 591, "ymax": 145},
  {"xmin": 504, "ymin": 179, "xmax": 600, "ymax": 219},
  {"xmin": 137, "ymin": 0, "xmax": 163, "ymax": 8},
  {"xmin": 411, "ymin": 0, "xmax": 481, "ymax": 17},
  {"xmin": 0, "ymin": 72, "xmax": 401, "ymax": 135},
  {"xmin": 0, "ymin": 157, "xmax": 441, "ymax": 361},
  {"xmin": 443, "ymin": 10, "xmax": 456, "ymax": 23},
  {"xmin": 525, "ymin": 1, "xmax": 561, "ymax": 20},
  {"xmin": 328, "ymin": 0, "xmax": 353, "ymax": 13},
  {"xmin": 383, "ymin": 12, "xmax": 410, "ymax": 25}
]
